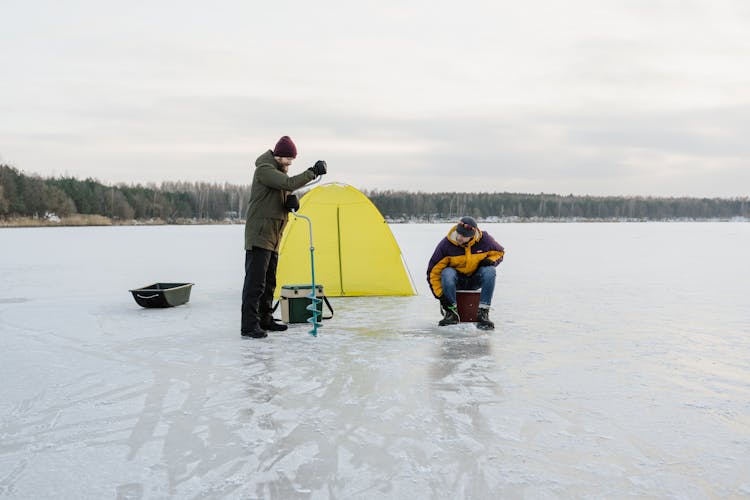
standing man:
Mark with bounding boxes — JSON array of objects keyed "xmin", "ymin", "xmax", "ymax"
[
  {"xmin": 241, "ymin": 136, "xmax": 327, "ymax": 338},
  {"xmin": 426, "ymin": 216, "xmax": 505, "ymax": 330}
]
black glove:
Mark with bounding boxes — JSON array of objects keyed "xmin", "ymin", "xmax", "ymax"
[
  {"xmin": 308, "ymin": 160, "xmax": 327, "ymax": 176},
  {"xmin": 478, "ymin": 258, "xmax": 494, "ymax": 267},
  {"xmin": 284, "ymin": 193, "xmax": 300, "ymax": 212}
]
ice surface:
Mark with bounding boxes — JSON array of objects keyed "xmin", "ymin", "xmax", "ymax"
[{"xmin": 1, "ymin": 222, "xmax": 750, "ymax": 499}]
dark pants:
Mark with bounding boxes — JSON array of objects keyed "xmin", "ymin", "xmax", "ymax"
[{"xmin": 241, "ymin": 247, "xmax": 278, "ymax": 331}]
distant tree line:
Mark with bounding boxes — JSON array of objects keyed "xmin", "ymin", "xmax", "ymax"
[
  {"xmin": 362, "ymin": 190, "xmax": 750, "ymax": 221},
  {"xmin": 1, "ymin": 165, "xmax": 248, "ymax": 222},
  {"xmin": 1, "ymin": 164, "xmax": 748, "ymax": 223}
]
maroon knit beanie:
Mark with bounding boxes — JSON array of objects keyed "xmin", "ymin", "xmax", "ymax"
[{"xmin": 273, "ymin": 136, "xmax": 297, "ymax": 158}]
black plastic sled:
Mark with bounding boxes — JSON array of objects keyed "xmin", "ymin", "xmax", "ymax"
[{"xmin": 129, "ymin": 283, "xmax": 194, "ymax": 308}]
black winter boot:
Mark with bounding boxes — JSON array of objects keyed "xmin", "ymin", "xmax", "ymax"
[
  {"xmin": 260, "ymin": 314, "xmax": 288, "ymax": 332},
  {"xmin": 476, "ymin": 307, "xmax": 494, "ymax": 330},
  {"xmin": 241, "ymin": 324, "xmax": 268, "ymax": 338},
  {"xmin": 438, "ymin": 304, "xmax": 460, "ymax": 326}
]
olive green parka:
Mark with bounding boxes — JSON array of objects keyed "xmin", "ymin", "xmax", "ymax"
[{"xmin": 244, "ymin": 150, "xmax": 316, "ymax": 252}]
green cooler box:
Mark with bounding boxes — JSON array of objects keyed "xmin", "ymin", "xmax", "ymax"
[{"xmin": 280, "ymin": 284, "xmax": 325, "ymax": 323}]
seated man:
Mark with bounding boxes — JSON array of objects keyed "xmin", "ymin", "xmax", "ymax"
[{"xmin": 426, "ymin": 216, "xmax": 505, "ymax": 330}]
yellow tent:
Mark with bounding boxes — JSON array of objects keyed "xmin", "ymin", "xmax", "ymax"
[{"xmin": 275, "ymin": 183, "xmax": 416, "ymax": 297}]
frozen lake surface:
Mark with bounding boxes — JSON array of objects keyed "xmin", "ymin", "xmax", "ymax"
[{"xmin": 1, "ymin": 222, "xmax": 749, "ymax": 499}]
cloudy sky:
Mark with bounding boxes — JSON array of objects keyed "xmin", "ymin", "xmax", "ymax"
[{"xmin": 2, "ymin": 0, "xmax": 749, "ymax": 197}]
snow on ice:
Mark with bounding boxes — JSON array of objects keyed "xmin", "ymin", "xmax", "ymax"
[{"xmin": 1, "ymin": 222, "xmax": 749, "ymax": 499}]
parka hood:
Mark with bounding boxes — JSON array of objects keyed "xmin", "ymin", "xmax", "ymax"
[{"xmin": 255, "ymin": 149, "xmax": 279, "ymax": 168}]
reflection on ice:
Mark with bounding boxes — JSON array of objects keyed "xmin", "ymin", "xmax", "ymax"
[{"xmin": 235, "ymin": 327, "xmax": 507, "ymax": 498}]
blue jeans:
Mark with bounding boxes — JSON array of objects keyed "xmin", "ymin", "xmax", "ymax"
[{"xmin": 440, "ymin": 266, "xmax": 496, "ymax": 307}]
